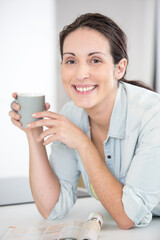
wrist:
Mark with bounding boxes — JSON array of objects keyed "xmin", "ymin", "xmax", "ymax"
[
  {"xmin": 26, "ymin": 127, "xmax": 43, "ymax": 140},
  {"xmin": 76, "ymin": 133, "xmax": 92, "ymax": 152}
]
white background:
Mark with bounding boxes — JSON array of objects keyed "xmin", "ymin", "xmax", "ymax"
[
  {"xmin": 0, "ymin": 0, "xmax": 56, "ymax": 178},
  {"xmin": 156, "ymin": 0, "xmax": 160, "ymax": 92}
]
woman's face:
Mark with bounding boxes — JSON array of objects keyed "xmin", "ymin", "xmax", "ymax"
[{"xmin": 61, "ymin": 27, "xmax": 125, "ymax": 111}]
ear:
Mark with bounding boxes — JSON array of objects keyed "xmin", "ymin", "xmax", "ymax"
[{"xmin": 114, "ymin": 58, "xmax": 127, "ymax": 80}]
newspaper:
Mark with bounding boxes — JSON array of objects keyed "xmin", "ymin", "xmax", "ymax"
[{"xmin": 1, "ymin": 212, "xmax": 103, "ymax": 240}]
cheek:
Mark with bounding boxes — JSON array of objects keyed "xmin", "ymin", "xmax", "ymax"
[
  {"xmin": 61, "ymin": 67, "xmax": 65, "ymax": 80},
  {"xmin": 61, "ymin": 70, "xmax": 73, "ymax": 94},
  {"xmin": 61, "ymin": 68, "xmax": 69, "ymax": 87},
  {"xmin": 61, "ymin": 67, "xmax": 73, "ymax": 83}
]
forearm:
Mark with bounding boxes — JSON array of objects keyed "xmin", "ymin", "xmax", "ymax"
[
  {"xmin": 77, "ymin": 136, "xmax": 134, "ymax": 229},
  {"xmin": 26, "ymin": 128, "xmax": 60, "ymax": 218}
]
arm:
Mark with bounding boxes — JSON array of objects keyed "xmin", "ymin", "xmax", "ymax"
[
  {"xmin": 122, "ymin": 111, "xmax": 160, "ymax": 227},
  {"xmin": 77, "ymin": 136, "xmax": 134, "ymax": 229},
  {"xmin": 26, "ymin": 128, "xmax": 60, "ymax": 218},
  {"xmin": 28, "ymin": 111, "xmax": 134, "ymax": 229},
  {"xmin": 81, "ymin": 111, "xmax": 160, "ymax": 229},
  {"xmin": 9, "ymin": 94, "xmax": 60, "ymax": 218}
]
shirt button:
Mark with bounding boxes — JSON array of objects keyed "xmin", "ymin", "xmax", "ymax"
[{"xmin": 107, "ymin": 155, "xmax": 111, "ymax": 159}]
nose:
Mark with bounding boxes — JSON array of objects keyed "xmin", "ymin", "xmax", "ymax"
[{"xmin": 76, "ymin": 63, "xmax": 90, "ymax": 81}]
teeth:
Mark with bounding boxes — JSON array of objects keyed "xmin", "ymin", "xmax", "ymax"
[{"xmin": 76, "ymin": 86, "xmax": 96, "ymax": 92}]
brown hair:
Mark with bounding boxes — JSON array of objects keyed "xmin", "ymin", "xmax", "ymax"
[{"xmin": 59, "ymin": 13, "xmax": 153, "ymax": 91}]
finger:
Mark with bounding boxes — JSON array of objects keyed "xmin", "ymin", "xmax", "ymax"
[
  {"xmin": 26, "ymin": 118, "xmax": 57, "ymax": 129},
  {"xmin": 11, "ymin": 117, "xmax": 22, "ymax": 128},
  {"xmin": 45, "ymin": 103, "xmax": 50, "ymax": 111},
  {"xmin": 9, "ymin": 110, "xmax": 21, "ymax": 120},
  {"xmin": 36, "ymin": 128, "xmax": 56, "ymax": 142},
  {"xmin": 12, "ymin": 92, "xmax": 18, "ymax": 99},
  {"xmin": 32, "ymin": 111, "xmax": 60, "ymax": 119},
  {"xmin": 43, "ymin": 135, "xmax": 60, "ymax": 146},
  {"xmin": 11, "ymin": 102, "xmax": 21, "ymax": 111}
]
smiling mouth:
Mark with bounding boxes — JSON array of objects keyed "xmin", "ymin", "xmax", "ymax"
[{"xmin": 73, "ymin": 85, "xmax": 98, "ymax": 94}]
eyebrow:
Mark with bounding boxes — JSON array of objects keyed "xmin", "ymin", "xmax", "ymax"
[
  {"xmin": 88, "ymin": 52, "xmax": 106, "ymax": 56},
  {"xmin": 63, "ymin": 52, "xmax": 75, "ymax": 56},
  {"xmin": 63, "ymin": 51, "xmax": 106, "ymax": 57}
]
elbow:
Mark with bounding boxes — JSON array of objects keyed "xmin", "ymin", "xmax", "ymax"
[
  {"xmin": 118, "ymin": 223, "xmax": 134, "ymax": 230},
  {"xmin": 36, "ymin": 204, "xmax": 53, "ymax": 220},
  {"xmin": 42, "ymin": 210, "xmax": 51, "ymax": 219},
  {"xmin": 117, "ymin": 220, "xmax": 135, "ymax": 230}
]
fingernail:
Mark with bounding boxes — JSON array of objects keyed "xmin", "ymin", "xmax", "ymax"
[
  {"xmin": 32, "ymin": 113, "xmax": 36, "ymax": 117},
  {"xmin": 27, "ymin": 123, "xmax": 31, "ymax": 128}
]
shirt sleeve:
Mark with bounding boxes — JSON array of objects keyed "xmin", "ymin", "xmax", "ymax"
[
  {"xmin": 122, "ymin": 111, "xmax": 160, "ymax": 227},
  {"xmin": 47, "ymin": 102, "xmax": 81, "ymax": 220},
  {"xmin": 48, "ymin": 141, "xmax": 80, "ymax": 220}
]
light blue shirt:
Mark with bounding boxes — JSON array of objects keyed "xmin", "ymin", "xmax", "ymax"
[{"xmin": 48, "ymin": 82, "xmax": 160, "ymax": 227}]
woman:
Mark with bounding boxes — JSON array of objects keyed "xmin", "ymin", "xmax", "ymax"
[{"xmin": 9, "ymin": 13, "xmax": 160, "ymax": 229}]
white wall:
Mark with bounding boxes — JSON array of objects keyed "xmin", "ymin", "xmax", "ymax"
[
  {"xmin": 0, "ymin": 0, "xmax": 56, "ymax": 178},
  {"xmin": 56, "ymin": 0, "xmax": 156, "ymax": 110},
  {"xmin": 156, "ymin": 0, "xmax": 160, "ymax": 92}
]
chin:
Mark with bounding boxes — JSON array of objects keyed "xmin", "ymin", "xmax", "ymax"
[{"xmin": 74, "ymin": 101, "xmax": 95, "ymax": 109}]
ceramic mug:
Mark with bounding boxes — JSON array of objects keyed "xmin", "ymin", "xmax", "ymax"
[{"xmin": 11, "ymin": 93, "xmax": 45, "ymax": 128}]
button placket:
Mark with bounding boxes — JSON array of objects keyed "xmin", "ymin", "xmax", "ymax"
[{"xmin": 104, "ymin": 141, "xmax": 113, "ymax": 172}]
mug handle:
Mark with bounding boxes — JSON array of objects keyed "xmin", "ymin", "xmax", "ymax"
[{"xmin": 10, "ymin": 100, "xmax": 19, "ymax": 113}]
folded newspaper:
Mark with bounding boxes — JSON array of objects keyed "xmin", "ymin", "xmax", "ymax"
[{"xmin": 1, "ymin": 212, "xmax": 103, "ymax": 240}]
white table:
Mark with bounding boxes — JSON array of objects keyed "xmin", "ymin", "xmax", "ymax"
[{"xmin": 0, "ymin": 197, "xmax": 160, "ymax": 240}]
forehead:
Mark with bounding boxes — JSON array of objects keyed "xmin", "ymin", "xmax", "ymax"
[{"xmin": 63, "ymin": 27, "xmax": 110, "ymax": 54}]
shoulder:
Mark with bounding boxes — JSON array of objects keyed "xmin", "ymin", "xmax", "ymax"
[
  {"xmin": 122, "ymin": 82, "xmax": 160, "ymax": 109},
  {"xmin": 120, "ymin": 82, "xmax": 160, "ymax": 132},
  {"xmin": 122, "ymin": 82, "xmax": 160, "ymax": 115}
]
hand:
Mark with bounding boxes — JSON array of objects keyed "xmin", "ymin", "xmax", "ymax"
[
  {"xmin": 9, "ymin": 92, "xmax": 50, "ymax": 133},
  {"xmin": 26, "ymin": 111, "xmax": 87, "ymax": 149}
]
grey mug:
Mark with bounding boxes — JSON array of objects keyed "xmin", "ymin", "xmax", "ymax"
[{"xmin": 11, "ymin": 93, "xmax": 45, "ymax": 128}]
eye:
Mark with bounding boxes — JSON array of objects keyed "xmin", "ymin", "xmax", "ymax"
[
  {"xmin": 65, "ymin": 59, "xmax": 75, "ymax": 64},
  {"xmin": 91, "ymin": 58, "xmax": 101, "ymax": 64}
]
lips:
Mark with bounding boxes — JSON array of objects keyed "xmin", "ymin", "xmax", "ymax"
[{"xmin": 72, "ymin": 85, "xmax": 98, "ymax": 94}]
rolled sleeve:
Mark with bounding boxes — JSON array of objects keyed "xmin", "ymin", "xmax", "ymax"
[
  {"xmin": 122, "ymin": 185, "xmax": 152, "ymax": 226},
  {"xmin": 48, "ymin": 179, "xmax": 77, "ymax": 220},
  {"xmin": 122, "ymin": 111, "xmax": 160, "ymax": 226},
  {"xmin": 48, "ymin": 141, "xmax": 80, "ymax": 220},
  {"xmin": 47, "ymin": 102, "xmax": 84, "ymax": 220}
]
